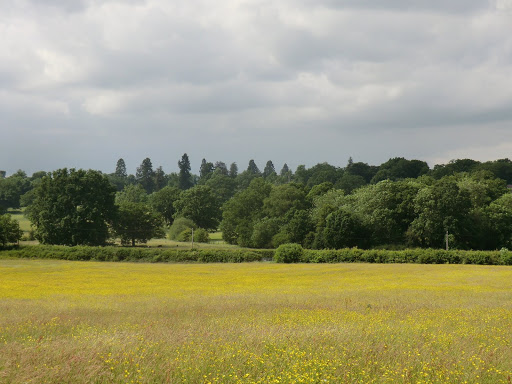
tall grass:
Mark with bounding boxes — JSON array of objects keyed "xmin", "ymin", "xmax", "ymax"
[{"xmin": 1, "ymin": 260, "xmax": 512, "ymax": 383}]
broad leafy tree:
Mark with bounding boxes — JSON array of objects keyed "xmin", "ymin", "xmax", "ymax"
[
  {"xmin": 114, "ymin": 202, "xmax": 164, "ymax": 246},
  {"xmin": 0, "ymin": 214, "xmax": 23, "ymax": 247},
  {"xmin": 173, "ymin": 185, "xmax": 221, "ymax": 230},
  {"xmin": 149, "ymin": 186, "xmax": 181, "ymax": 225},
  {"xmin": 27, "ymin": 169, "xmax": 117, "ymax": 246}
]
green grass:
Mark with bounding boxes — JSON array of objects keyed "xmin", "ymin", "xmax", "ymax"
[
  {"xmin": 7, "ymin": 208, "xmax": 32, "ymax": 235},
  {"xmin": 1, "ymin": 260, "xmax": 512, "ymax": 383}
]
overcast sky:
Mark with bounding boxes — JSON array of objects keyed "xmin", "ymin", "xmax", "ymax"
[{"xmin": 1, "ymin": 0, "xmax": 512, "ymax": 176}]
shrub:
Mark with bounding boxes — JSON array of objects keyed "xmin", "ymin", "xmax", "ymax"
[
  {"xmin": 177, "ymin": 228, "xmax": 192, "ymax": 242},
  {"xmin": 194, "ymin": 228, "xmax": 209, "ymax": 243},
  {"xmin": 274, "ymin": 243, "xmax": 304, "ymax": 263},
  {"xmin": 168, "ymin": 218, "xmax": 196, "ymax": 240}
]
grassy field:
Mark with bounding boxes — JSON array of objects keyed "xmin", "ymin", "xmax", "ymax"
[{"xmin": 1, "ymin": 261, "xmax": 512, "ymax": 383}]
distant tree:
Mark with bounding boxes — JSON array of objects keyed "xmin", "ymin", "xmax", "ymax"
[
  {"xmin": 136, "ymin": 158, "xmax": 155, "ymax": 193},
  {"xmin": 27, "ymin": 169, "xmax": 117, "ymax": 246},
  {"xmin": 430, "ymin": 159, "xmax": 480, "ymax": 179},
  {"xmin": 0, "ymin": 214, "xmax": 23, "ymax": 247},
  {"xmin": 116, "ymin": 184, "xmax": 148, "ymax": 205},
  {"xmin": 173, "ymin": 185, "xmax": 221, "ymax": 230},
  {"xmin": 199, "ymin": 159, "xmax": 215, "ymax": 183},
  {"xmin": 214, "ymin": 161, "xmax": 229, "ymax": 176},
  {"xmin": 263, "ymin": 160, "xmax": 276, "ymax": 178},
  {"xmin": 153, "ymin": 166, "xmax": 167, "ymax": 192},
  {"xmin": 221, "ymin": 178, "xmax": 272, "ymax": 246},
  {"xmin": 407, "ymin": 178, "xmax": 472, "ymax": 249},
  {"xmin": 178, "ymin": 153, "xmax": 193, "ymax": 190},
  {"xmin": 247, "ymin": 160, "xmax": 261, "ymax": 175},
  {"xmin": 324, "ymin": 208, "xmax": 369, "ymax": 249},
  {"xmin": 371, "ymin": 157, "xmax": 429, "ymax": 183},
  {"xmin": 205, "ymin": 173, "xmax": 237, "ymax": 204},
  {"xmin": 0, "ymin": 171, "xmax": 31, "ymax": 210},
  {"xmin": 280, "ymin": 163, "xmax": 290, "ymax": 177},
  {"xmin": 149, "ymin": 186, "xmax": 181, "ymax": 225},
  {"xmin": 229, "ymin": 162, "xmax": 238, "ymax": 178},
  {"xmin": 115, "ymin": 158, "xmax": 127, "ymax": 178},
  {"xmin": 345, "ymin": 160, "xmax": 377, "ymax": 183},
  {"xmin": 114, "ymin": 201, "xmax": 164, "ymax": 247},
  {"xmin": 0, "ymin": 171, "xmax": 5, "ymax": 179}
]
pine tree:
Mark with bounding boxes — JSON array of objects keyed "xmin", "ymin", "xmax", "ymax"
[
  {"xmin": 247, "ymin": 160, "xmax": 261, "ymax": 175},
  {"xmin": 178, "ymin": 153, "xmax": 193, "ymax": 190},
  {"xmin": 263, "ymin": 160, "xmax": 276, "ymax": 178},
  {"xmin": 136, "ymin": 158, "xmax": 155, "ymax": 193},
  {"xmin": 154, "ymin": 166, "xmax": 167, "ymax": 192},
  {"xmin": 229, "ymin": 162, "xmax": 238, "ymax": 178},
  {"xmin": 199, "ymin": 159, "xmax": 214, "ymax": 182},
  {"xmin": 115, "ymin": 158, "xmax": 127, "ymax": 178}
]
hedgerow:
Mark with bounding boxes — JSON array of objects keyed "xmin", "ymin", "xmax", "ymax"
[{"xmin": 1, "ymin": 246, "xmax": 511, "ymax": 265}]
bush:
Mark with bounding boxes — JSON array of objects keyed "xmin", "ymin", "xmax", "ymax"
[
  {"xmin": 194, "ymin": 228, "xmax": 209, "ymax": 243},
  {"xmin": 177, "ymin": 228, "xmax": 192, "ymax": 242},
  {"xmin": 168, "ymin": 218, "xmax": 196, "ymax": 240},
  {"xmin": 274, "ymin": 243, "xmax": 304, "ymax": 263}
]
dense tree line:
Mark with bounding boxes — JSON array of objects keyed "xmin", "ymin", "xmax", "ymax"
[{"xmin": 2, "ymin": 156, "xmax": 512, "ymax": 249}]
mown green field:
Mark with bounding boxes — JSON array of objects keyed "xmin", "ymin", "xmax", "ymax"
[{"xmin": 1, "ymin": 260, "xmax": 512, "ymax": 383}]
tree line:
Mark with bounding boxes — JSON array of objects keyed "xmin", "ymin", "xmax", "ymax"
[{"xmin": 1, "ymin": 156, "xmax": 512, "ymax": 249}]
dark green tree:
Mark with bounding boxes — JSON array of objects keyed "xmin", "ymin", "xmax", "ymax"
[
  {"xmin": 115, "ymin": 158, "xmax": 127, "ymax": 178},
  {"xmin": 229, "ymin": 162, "xmax": 238, "ymax": 178},
  {"xmin": 149, "ymin": 186, "xmax": 181, "ymax": 225},
  {"xmin": 154, "ymin": 166, "xmax": 167, "ymax": 192},
  {"xmin": 199, "ymin": 159, "xmax": 215, "ymax": 183},
  {"xmin": 247, "ymin": 160, "xmax": 261, "ymax": 175},
  {"xmin": 0, "ymin": 214, "xmax": 23, "ymax": 247},
  {"xmin": 221, "ymin": 178, "xmax": 272, "ymax": 246},
  {"xmin": 114, "ymin": 201, "xmax": 164, "ymax": 247},
  {"xmin": 178, "ymin": 153, "xmax": 193, "ymax": 190},
  {"xmin": 173, "ymin": 185, "xmax": 221, "ymax": 230},
  {"xmin": 263, "ymin": 160, "xmax": 276, "ymax": 178},
  {"xmin": 27, "ymin": 169, "xmax": 117, "ymax": 246},
  {"xmin": 136, "ymin": 158, "xmax": 155, "ymax": 193},
  {"xmin": 0, "ymin": 171, "xmax": 31, "ymax": 210},
  {"xmin": 214, "ymin": 162, "xmax": 229, "ymax": 176}
]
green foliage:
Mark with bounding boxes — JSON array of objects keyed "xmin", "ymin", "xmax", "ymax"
[
  {"xmin": 0, "ymin": 171, "xmax": 31, "ymax": 210},
  {"xmin": 0, "ymin": 214, "xmax": 23, "ymax": 247},
  {"xmin": 178, "ymin": 227, "xmax": 209, "ymax": 243},
  {"xmin": 194, "ymin": 228, "xmax": 209, "ymax": 243},
  {"xmin": 0, "ymin": 245, "xmax": 269, "ymax": 263},
  {"xmin": 178, "ymin": 153, "xmax": 193, "ymax": 190},
  {"xmin": 168, "ymin": 217, "xmax": 196, "ymax": 240},
  {"xmin": 274, "ymin": 243, "xmax": 304, "ymax": 263},
  {"xmin": 149, "ymin": 186, "xmax": 181, "ymax": 225},
  {"xmin": 27, "ymin": 169, "xmax": 117, "ymax": 246},
  {"xmin": 173, "ymin": 185, "xmax": 221, "ymax": 230},
  {"xmin": 371, "ymin": 157, "xmax": 429, "ymax": 183},
  {"xmin": 116, "ymin": 184, "xmax": 148, "ymax": 205},
  {"xmin": 114, "ymin": 202, "xmax": 165, "ymax": 247},
  {"xmin": 221, "ymin": 178, "xmax": 272, "ymax": 246},
  {"xmin": 136, "ymin": 158, "xmax": 156, "ymax": 193},
  {"xmin": 324, "ymin": 208, "xmax": 369, "ymax": 249}
]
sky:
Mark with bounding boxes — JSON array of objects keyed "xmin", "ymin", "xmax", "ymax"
[{"xmin": 1, "ymin": 0, "xmax": 512, "ymax": 176}]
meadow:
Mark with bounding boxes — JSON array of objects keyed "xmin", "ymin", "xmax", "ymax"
[{"xmin": 1, "ymin": 260, "xmax": 512, "ymax": 383}]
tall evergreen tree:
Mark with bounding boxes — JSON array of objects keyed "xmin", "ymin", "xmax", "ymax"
[
  {"xmin": 247, "ymin": 160, "xmax": 261, "ymax": 175},
  {"xmin": 178, "ymin": 153, "xmax": 193, "ymax": 190},
  {"xmin": 199, "ymin": 159, "xmax": 214, "ymax": 182},
  {"xmin": 115, "ymin": 158, "xmax": 127, "ymax": 178},
  {"xmin": 136, "ymin": 158, "xmax": 155, "ymax": 193},
  {"xmin": 154, "ymin": 166, "xmax": 167, "ymax": 192},
  {"xmin": 280, "ymin": 163, "xmax": 290, "ymax": 177},
  {"xmin": 263, "ymin": 160, "xmax": 276, "ymax": 178},
  {"xmin": 229, "ymin": 162, "xmax": 238, "ymax": 178},
  {"xmin": 214, "ymin": 161, "xmax": 229, "ymax": 176}
]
